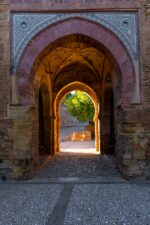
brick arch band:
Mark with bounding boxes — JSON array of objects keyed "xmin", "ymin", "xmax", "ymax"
[{"xmin": 16, "ymin": 18, "xmax": 139, "ymax": 106}]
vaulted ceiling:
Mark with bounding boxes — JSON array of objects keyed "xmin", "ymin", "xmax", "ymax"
[{"xmin": 35, "ymin": 34, "xmax": 115, "ymax": 94}]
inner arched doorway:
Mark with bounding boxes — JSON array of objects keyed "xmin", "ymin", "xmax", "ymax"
[
  {"xmin": 54, "ymin": 82, "xmax": 100, "ymax": 154},
  {"xmin": 13, "ymin": 18, "xmax": 141, "ymax": 178},
  {"xmin": 32, "ymin": 33, "xmax": 117, "ymax": 163}
]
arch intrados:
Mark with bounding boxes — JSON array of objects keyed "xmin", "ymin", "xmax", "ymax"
[
  {"xmin": 53, "ymin": 61, "xmax": 101, "ymax": 91},
  {"xmin": 55, "ymin": 58, "xmax": 101, "ymax": 83},
  {"xmin": 16, "ymin": 18, "xmax": 136, "ymax": 106},
  {"xmin": 37, "ymin": 33, "xmax": 119, "ymax": 70},
  {"xmin": 39, "ymin": 81, "xmax": 49, "ymax": 93}
]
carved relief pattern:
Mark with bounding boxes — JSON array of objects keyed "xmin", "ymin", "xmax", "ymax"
[{"xmin": 12, "ymin": 12, "xmax": 138, "ymax": 72}]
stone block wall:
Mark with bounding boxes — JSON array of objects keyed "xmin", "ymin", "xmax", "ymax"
[{"xmin": 60, "ymin": 104, "xmax": 87, "ymax": 127}]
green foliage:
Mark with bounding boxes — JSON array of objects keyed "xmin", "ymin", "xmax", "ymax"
[{"xmin": 64, "ymin": 91, "xmax": 95, "ymax": 122}]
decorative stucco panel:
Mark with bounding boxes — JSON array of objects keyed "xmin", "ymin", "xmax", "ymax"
[{"xmin": 12, "ymin": 12, "xmax": 138, "ymax": 72}]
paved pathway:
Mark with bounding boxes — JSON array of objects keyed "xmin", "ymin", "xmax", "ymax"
[
  {"xmin": 0, "ymin": 146, "xmax": 150, "ymax": 225},
  {"xmin": 0, "ymin": 182, "xmax": 150, "ymax": 225},
  {"xmin": 34, "ymin": 140, "xmax": 119, "ymax": 179},
  {"xmin": 35, "ymin": 152, "xmax": 120, "ymax": 179}
]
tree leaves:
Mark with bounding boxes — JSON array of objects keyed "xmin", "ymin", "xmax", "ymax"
[{"xmin": 64, "ymin": 91, "xmax": 95, "ymax": 122}]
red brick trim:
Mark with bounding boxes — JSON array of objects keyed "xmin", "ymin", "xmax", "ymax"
[{"xmin": 9, "ymin": 0, "xmax": 139, "ymax": 11}]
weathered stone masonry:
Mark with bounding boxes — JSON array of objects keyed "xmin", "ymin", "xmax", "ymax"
[{"xmin": 0, "ymin": 0, "xmax": 150, "ymax": 179}]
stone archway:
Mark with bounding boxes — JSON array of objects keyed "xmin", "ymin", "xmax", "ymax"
[
  {"xmin": 10, "ymin": 17, "xmax": 143, "ymax": 178},
  {"xmin": 54, "ymin": 82, "xmax": 100, "ymax": 154}
]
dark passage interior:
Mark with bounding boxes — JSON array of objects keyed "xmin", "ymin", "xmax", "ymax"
[
  {"xmin": 34, "ymin": 34, "xmax": 121, "ymax": 178},
  {"xmin": 38, "ymin": 84, "xmax": 51, "ymax": 156}
]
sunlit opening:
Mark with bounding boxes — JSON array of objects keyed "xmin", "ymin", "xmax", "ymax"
[
  {"xmin": 60, "ymin": 141, "xmax": 99, "ymax": 155},
  {"xmin": 59, "ymin": 90, "xmax": 99, "ymax": 155}
]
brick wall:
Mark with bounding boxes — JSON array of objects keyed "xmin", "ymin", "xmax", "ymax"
[
  {"xmin": 9, "ymin": 0, "xmax": 139, "ymax": 10},
  {"xmin": 140, "ymin": 1, "xmax": 150, "ymax": 161},
  {"xmin": 0, "ymin": 1, "xmax": 10, "ymax": 118}
]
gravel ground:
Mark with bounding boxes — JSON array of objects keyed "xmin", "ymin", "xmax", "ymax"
[
  {"xmin": 36, "ymin": 153, "xmax": 120, "ymax": 178},
  {"xmin": 64, "ymin": 184, "xmax": 150, "ymax": 225},
  {"xmin": 0, "ymin": 184, "xmax": 63, "ymax": 225},
  {"xmin": 1, "ymin": 142, "xmax": 149, "ymax": 225},
  {"xmin": 0, "ymin": 183, "xmax": 149, "ymax": 225}
]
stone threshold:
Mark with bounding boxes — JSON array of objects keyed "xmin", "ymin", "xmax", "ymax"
[{"xmin": 0, "ymin": 177, "xmax": 150, "ymax": 185}]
